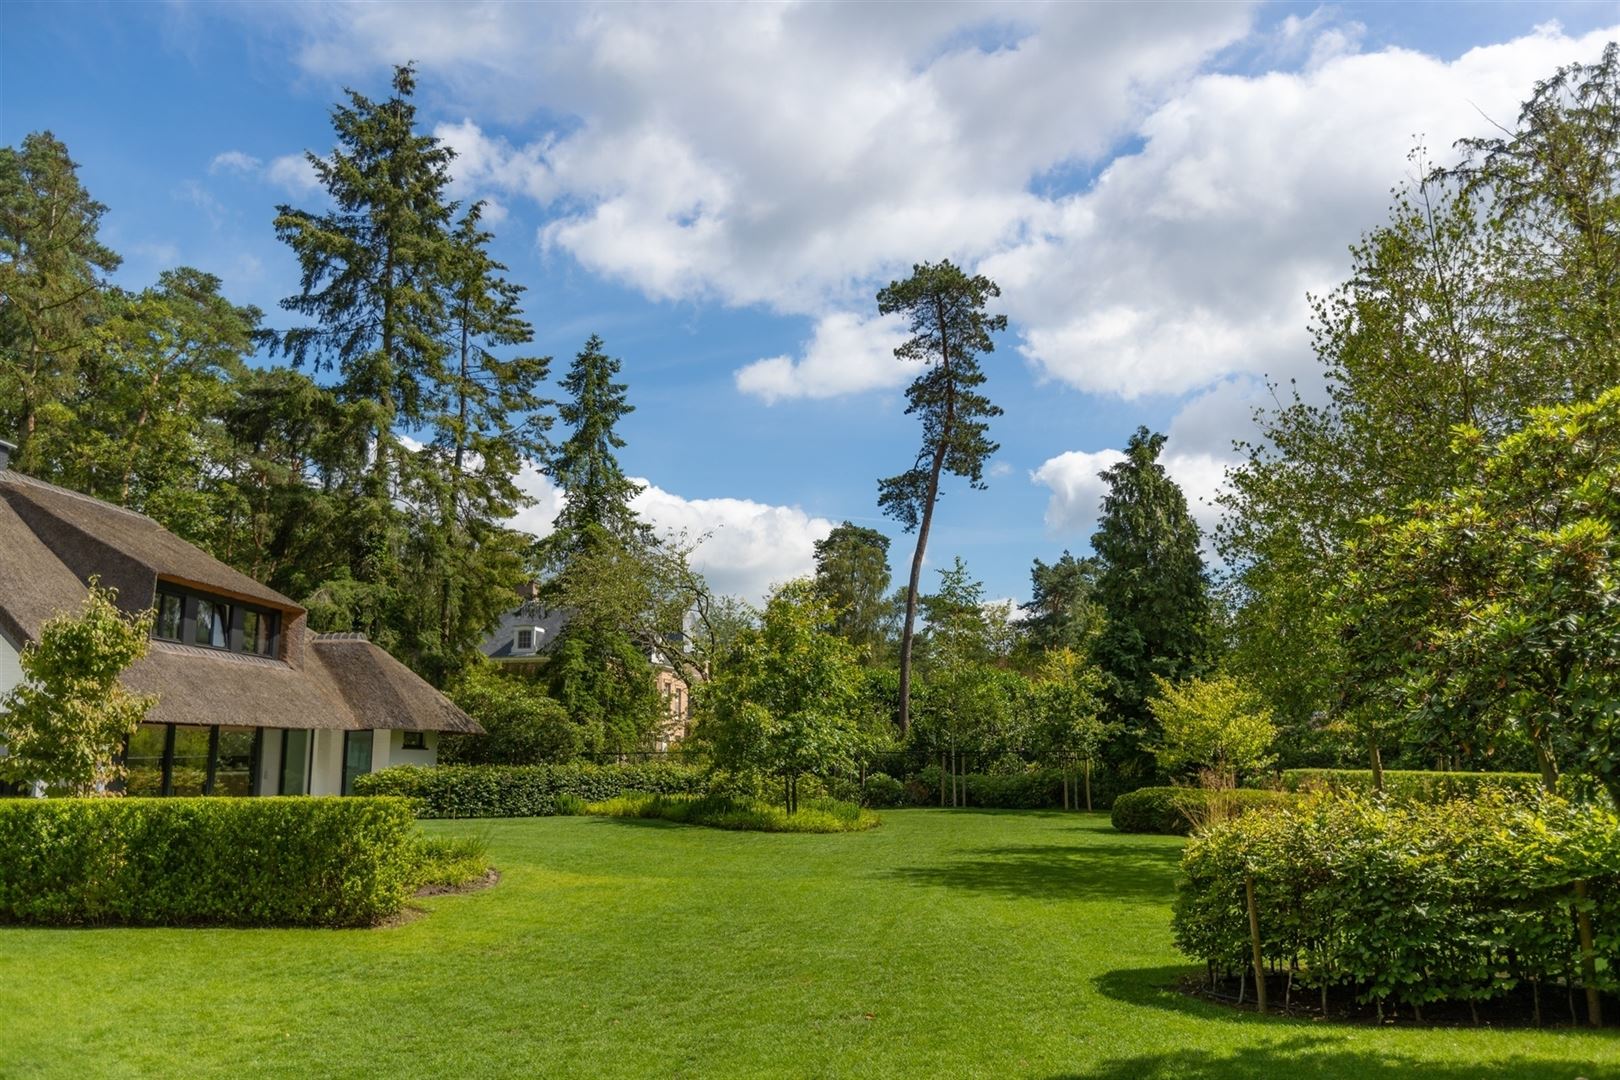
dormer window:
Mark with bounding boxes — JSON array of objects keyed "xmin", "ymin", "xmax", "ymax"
[
  {"xmin": 517, "ymin": 628, "xmax": 534, "ymax": 651},
  {"xmin": 153, "ymin": 585, "xmax": 281, "ymax": 658}
]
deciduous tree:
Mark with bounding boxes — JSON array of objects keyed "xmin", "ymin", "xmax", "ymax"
[{"xmin": 0, "ymin": 584, "xmax": 155, "ymax": 796}]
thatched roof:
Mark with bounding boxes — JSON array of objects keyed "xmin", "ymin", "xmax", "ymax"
[
  {"xmin": 0, "ymin": 471, "xmax": 295, "ymax": 612},
  {"xmin": 309, "ymin": 635, "xmax": 482, "ymax": 733},
  {"xmin": 0, "ymin": 468, "xmax": 481, "ymax": 736},
  {"xmin": 0, "ymin": 496, "xmax": 87, "ymax": 648}
]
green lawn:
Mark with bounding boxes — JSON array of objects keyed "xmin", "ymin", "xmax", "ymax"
[{"xmin": 2, "ymin": 809, "xmax": 1614, "ymax": 1078}]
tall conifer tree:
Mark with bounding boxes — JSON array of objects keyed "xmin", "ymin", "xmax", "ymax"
[
  {"xmin": 875, "ymin": 260, "xmax": 1005, "ymax": 736},
  {"xmin": 0, "ymin": 132, "xmax": 121, "ymax": 470},
  {"xmin": 272, "ymin": 62, "xmax": 456, "ymax": 643},
  {"xmin": 1091, "ymin": 428, "xmax": 1210, "ymax": 771}
]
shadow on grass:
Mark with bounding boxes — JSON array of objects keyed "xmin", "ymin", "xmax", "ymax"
[
  {"xmin": 878, "ymin": 842, "xmax": 1182, "ymax": 901},
  {"xmin": 1046, "ymin": 1035, "xmax": 1606, "ymax": 1080}
]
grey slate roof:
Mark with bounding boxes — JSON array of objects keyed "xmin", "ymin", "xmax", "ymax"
[{"xmin": 481, "ymin": 604, "xmax": 572, "ymax": 659}]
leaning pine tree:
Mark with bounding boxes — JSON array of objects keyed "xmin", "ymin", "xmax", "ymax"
[{"xmin": 875, "ymin": 261, "xmax": 1005, "ymax": 736}]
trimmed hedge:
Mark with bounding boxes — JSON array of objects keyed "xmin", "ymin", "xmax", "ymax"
[
  {"xmin": 1174, "ymin": 793, "xmax": 1620, "ymax": 1015},
  {"xmin": 0, "ymin": 797, "xmax": 417, "ymax": 927},
  {"xmin": 908, "ymin": 766, "xmax": 1133, "ymax": 810},
  {"xmin": 353, "ymin": 762, "xmax": 707, "ymax": 818},
  {"xmin": 1111, "ymin": 787, "xmax": 1295, "ymax": 835},
  {"xmin": 1279, "ymin": 768, "xmax": 1546, "ymax": 802}
]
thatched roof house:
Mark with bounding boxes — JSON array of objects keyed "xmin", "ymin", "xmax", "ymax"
[{"xmin": 0, "ymin": 441, "xmax": 481, "ymax": 797}]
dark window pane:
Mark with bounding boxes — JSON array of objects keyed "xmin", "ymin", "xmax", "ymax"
[
  {"xmin": 280, "ymin": 729, "xmax": 309, "ymax": 795},
  {"xmin": 212, "ymin": 727, "xmax": 256, "ymax": 796},
  {"xmin": 155, "ymin": 594, "xmax": 183, "ymax": 641},
  {"xmin": 194, "ymin": 599, "xmax": 229, "ymax": 649},
  {"xmin": 517, "ymin": 629, "xmax": 533, "ymax": 650},
  {"xmin": 241, "ymin": 610, "xmax": 260, "ymax": 654},
  {"xmin": 342, "ymin": 731, "xmax": 373, "ymax": 795},
  {"xmin": 170, "ymin": 726, "xmax": 210, "ymax": 795},
  {"xmin": 402, "ymin": 732, "xmax": 426, "ymax": 751},
  {"xmin": 125, "ymin": 724, "xmax": 167, "ymax": 795}
]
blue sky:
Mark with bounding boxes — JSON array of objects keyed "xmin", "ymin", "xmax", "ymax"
[{"xmin": 4, "ymin": 1, "xmax": 1619, "ymax": 603}]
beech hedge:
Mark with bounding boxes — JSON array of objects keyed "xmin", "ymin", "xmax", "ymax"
[
  {"xmin": 1111, "ymin": 787, "xmax": 1295, "ymax": 835},
  {"xmin": 353, "ymin": 762, "xmax": 707, "ymax": 818},
  {"xmin": 1173, "ymin": 793, "xmax": 1620, "ymax": 1016},
  {"xmin": 0, "ymin": 796, "xmax": 417, "ymax": 927},
  {"xmin": 1279, "ymin": 768, "xmax": 1546, "ymax": 802}
]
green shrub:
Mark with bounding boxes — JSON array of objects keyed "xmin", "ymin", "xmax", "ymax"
[
  {"xmin": 585, "ymin": 792, "xmax": 880, "ymax": 833},
  {"xmin": 0, "ymin": 797, "xmax": 416, "ymax": 927},
  {"xmin": 1279, "ymin": 768, "xmax": 1546, "ymax": 802},
  {"xmin": 553, "ymin": 793, "xmax": 587, "ymax": 816},
  {"xmin": 861, "ymin": 773, "xmax": 906, "ymax": 808},
  {"xmin": 1110, "ymin": 787, "xmax": 1295, "ymax": 835},
  {"xmin": 1173, "ymin": 792, "xmax": 1620, "ymax": 1014},
  {"xmin": 411, "ymin": 832, "xmax": 491, "ymax": 890},
  {"xmin": 353, "ymin": 762, "xmax": 708, "ymax": 818},
  {"xmin": 906, "ymin": 765, "xmax": 1133, "ymax": 810}
]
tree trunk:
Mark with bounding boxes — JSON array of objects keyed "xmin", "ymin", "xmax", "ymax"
[
  {"xmin": 1576, "ymin": 880, "xmax": 1603, "ymax": 1027},
  {"xmin": 897, "ymin": 442, "xmax": 948, "ymax": 738},
  {"xmin": 1246, "ymin": 873, "xmax": 1267, "ymax": 1015},
  {"xmin": 896, "ymin": 296, "xmax": 957, "ymax": 738},
  {"xmin": 1369, "ymin": 740, "xmax": 1384, "ymax": 793},
  {"xmin": 1084, "ymin": 757, "xmax": 1093, "ymax": 812}
]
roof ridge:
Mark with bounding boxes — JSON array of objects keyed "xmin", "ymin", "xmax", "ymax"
[
  {"xmin": 313, "ymin": 631, "xmax": 370, "ymax": 642},
  {"xmin": 0, "ymin": 471, "xmax": 155, "ymax": 524}
]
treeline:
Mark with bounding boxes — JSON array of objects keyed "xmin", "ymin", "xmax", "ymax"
[{"xmin": 1219, "ymin": 46, "xmax": 1620, "ymax": 804}]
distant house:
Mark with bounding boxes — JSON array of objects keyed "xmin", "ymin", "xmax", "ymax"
[
  {"xmin": 480, "ymin": 589, "xmax": 694, "ymax": 750},
  {"xmin": 0, "ymin": 439, "xmax": 482, "ymax": 796}
]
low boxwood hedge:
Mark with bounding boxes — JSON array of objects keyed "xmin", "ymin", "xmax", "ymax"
[
  {"xmin": 0, "ymin": 796, "xmax": 417, "ymax": 927},
  {"xmin": 353, "ymin": 762, "xmax": 707, "ymax": 818},
  {"xmin": 1279, "ymin": 768, "xmax": 1546, "ymax": 802},
  {"xmin": 1111, "ymin": 787, "xmax": 1294, "ymax": 835}
]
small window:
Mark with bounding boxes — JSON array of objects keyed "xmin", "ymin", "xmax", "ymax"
[
  {"xmin": 194, "ymin": 598, "xmax": 230, "ymax": 648},
  {"xmin": 516, "ymin": 629, "xmax": 534, "ymax": 651},
  {"xmin": 155, "ymin": 593, "xmax": 183, "ymax": 641},
  {"xmin": 401, "ymin": 732, "xmax": 427, "ymax": 751}
]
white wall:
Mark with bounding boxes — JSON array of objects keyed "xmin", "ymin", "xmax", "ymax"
[
  {"xmin": 257, "ymin": 730, "xmax": 283, "ymax": 796},
  {"xmin": 388, "ymin": 730, "xmax": 439, "ymax": 768},
  {"xmin": 309, "ymin": 729, "xmax": 344, "ymax": 796},
  {"xmin": 0, "ymin": 631, "xmax": 22, "ymax": 701}
]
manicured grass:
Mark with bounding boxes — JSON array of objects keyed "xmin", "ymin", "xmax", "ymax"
[{"xmin": 1, "ymin": 810, "xmax": 1614, "ymax": 1078}]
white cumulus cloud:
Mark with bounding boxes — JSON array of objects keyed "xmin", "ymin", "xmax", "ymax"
[
  {"xmin": 510, "ymin": 464, "xmax": 832, "ymax": 602},
  {"xmin": 734, "ymin": 311, "xmax": 911, "ymax": 403}
]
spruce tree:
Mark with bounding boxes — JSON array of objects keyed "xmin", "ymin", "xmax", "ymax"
[
  {"xmin": 0, "ymin": 132, "xmax": 121, "ymax": 470},
  {"xmin": 406, "ymin": 200, "xmax": 553, "ymax": 680},
  {"xmin": 272, "ymin": 62, "xmax": 456, "ymax": 643},
  {"xmin": 1090, "ymin": 427, "xmax": 1210, "ymax": 772},
  {"xmin": 545, "ymin": 334, "xmax": 646, "ymax": 555}
]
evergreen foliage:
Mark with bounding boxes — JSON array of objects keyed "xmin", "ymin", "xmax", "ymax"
[
  {"xmin": 1090, "ymin": 427, "xmax": 1210, "ymax": 769},
  {"xmin": 875, "ymin": 260, "xmax": 1006, "ymax": 735}
]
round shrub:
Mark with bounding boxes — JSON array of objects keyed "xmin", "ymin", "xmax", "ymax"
[{"xmin": 862, "ymin": 773, "xmax": 905, "ymax": 808}]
